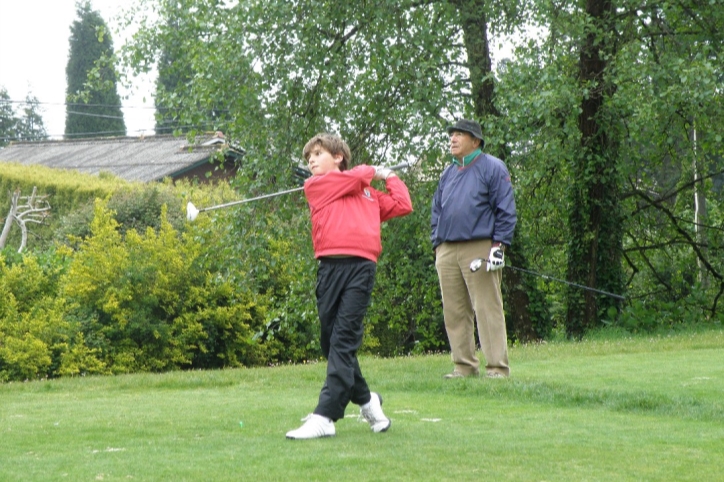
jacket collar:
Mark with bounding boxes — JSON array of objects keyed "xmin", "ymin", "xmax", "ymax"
[{"xmin": 452, "ymin": 148, "xmax": 482, "ymax": 167}]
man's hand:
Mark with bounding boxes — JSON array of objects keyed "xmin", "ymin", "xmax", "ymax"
[
  {"xmin": 486, "ymin": 244, "xmax": 505, "ymax": 272},
  {"xmin": 373, "ymin": 166, "xmax": 394, "ymax": 180}
]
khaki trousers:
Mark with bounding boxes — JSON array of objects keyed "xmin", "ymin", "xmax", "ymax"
[{"xmin": 435, "ymin": 239, "xmax": 509, "ymax": 377}]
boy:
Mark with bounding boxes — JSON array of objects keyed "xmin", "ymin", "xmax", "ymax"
[{"xmin": 286, "ymin": 133, "xmax": 413, "ymax": 440}]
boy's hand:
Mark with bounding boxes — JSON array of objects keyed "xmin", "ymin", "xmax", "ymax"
[{"xmin": 373, "ymin": 166, "xmax": 394, "ymax": 180}]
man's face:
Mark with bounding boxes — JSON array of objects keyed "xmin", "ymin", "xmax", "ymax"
[
  {"xmin": 307, "ymin": 145, "xmax": 342, "ymax": 176},
  {"xmin": 449, "ymin": 131, "xmax": 480, "ymax": 160}
]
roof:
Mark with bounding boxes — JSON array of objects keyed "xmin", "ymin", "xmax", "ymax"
[{"xmin": 0, "ymin": 134, "xmax": 245, "ymax": 183}]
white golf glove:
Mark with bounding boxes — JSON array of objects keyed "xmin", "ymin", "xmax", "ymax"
[
  {"xmin": 486, "ymin": 244, "xmax": 505, "ymax": 272},
  {"xmin": 373, "ymin": 166, "xmax": 393, "ymax": 180}
]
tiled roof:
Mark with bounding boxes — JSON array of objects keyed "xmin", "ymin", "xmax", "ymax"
[{"xmin": 0, "ymin": 135, "xmax": 243, "ymax": 182}]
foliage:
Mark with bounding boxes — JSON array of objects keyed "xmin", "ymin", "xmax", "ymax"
[
  {"xmin": 54, "ymin": 183, "xmax": 186, "ymax": 246},
  {"xmin": 0, "ymin": 193, "xmax": 274, "ymax": 381},
  {"xmin": 367, "ymin": 175, "xmax": 447, "ymax": 355},
  {"xmin": 65, "ymin": 0, "xmax": 126, "ymax": 138},
  {"xmin": 152, "ymin": 2, "xmax": 204, "ymax": 134},
  {"xmin": 0, "ymin": 162, "xmax": 130, "ymax": 251},
  {"xmin": 186, "ymin": 178, "xmax": 320, "ymax": 363},
  {"xmin": 0, "ymin": 250, "xmax": 75, "ymax": 382},
  {"xmin": 0, "ymin": 88, "xmax": 47, "ymax": 146},
  {"xmin": 59, "ymin": 199, "xmax": 269, "ymax": 373},
  {"xmin": 120, "ymin": 0, "xmax": 464, "ymax": 178}
]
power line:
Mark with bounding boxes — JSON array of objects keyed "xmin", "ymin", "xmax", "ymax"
[
  {"xmin": 65, "ymin": 110, "xmax": 126, "ymax": 120},
  {"xmin": 0, "ymin": 98, "xmax": 232, "ymax": 113},
  {"xmin": 0, "ymin": 123, "xmax": 220, "ymax": 142},
  {"xmin": 0, "ymin": 98, "xmax": 157, "ymax": 110}
]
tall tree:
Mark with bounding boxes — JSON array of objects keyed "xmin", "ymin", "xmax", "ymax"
[
  {"xmin": 65, "ymin": 0, "xmax": 126, "ymax": 138},
  {"xmin": 0, "ymin": 88, "xmax": 47, "ymax": 145},
  {"xmin": 16, "ymin": 94, "xmax": 48, "ymax": 142},
  {"xmin": 0, "ymin": 88, "xmax": 18, "ymax": 147},
  {"xmin": 153, "ymin": 5, "xmax": 193, "ymax": 135},
  {"xmin": 565, "ymin": 0, "xmax": 623, "ymax": 337},
  {"xmin": 452, "ymin": 0, "xmax": 553, "ymax": 340}
]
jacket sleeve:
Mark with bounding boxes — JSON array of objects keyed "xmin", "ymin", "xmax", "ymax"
[
  {"xmin": 430, "ymin": 166, "xmax": 450, "ymax": 248},
  {"xmin": 377, "ymin": 176, "xmax": 413, "ymax": 222},
  {"xmin": 304, "ymin": 165, "xmax": 374, "ymax": 210},
  {"xmin": 489, "ymin": 163, "xmax": 517, "ymax": 246}
]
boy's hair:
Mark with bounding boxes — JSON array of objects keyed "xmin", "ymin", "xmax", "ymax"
[{"xmin": 303, "ymin": 133, "xmax": 352, "ymax": 171}]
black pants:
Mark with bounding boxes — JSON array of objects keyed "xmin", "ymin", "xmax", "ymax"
[{"xmin": 313, "ymin": 257, "xmax": 376, "ymax": 421}]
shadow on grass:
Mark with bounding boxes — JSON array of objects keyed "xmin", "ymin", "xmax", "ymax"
[{"xmin": 427, "ymin": 378, "xmax": 723, "ymax": 422}]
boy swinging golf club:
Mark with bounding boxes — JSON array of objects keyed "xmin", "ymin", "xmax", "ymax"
[{"xmin": 285, "ymin": 133, "xmax": 413, "ymax": 440}]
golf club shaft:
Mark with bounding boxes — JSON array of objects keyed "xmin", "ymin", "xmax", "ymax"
[
  {"xmin": 473, "ymin": 258, "xmax": 625, "ymax": 300},
  {"xmin": 200, "ymin": 162, "xmax": 411, "ymax": 213},
  {"xmin": 385, "ymin": 162, "xmax": 412, "ymax": 171},
  {"xmin": 199, "ymin": 187, "xmax": 304, "ymax": 213}
]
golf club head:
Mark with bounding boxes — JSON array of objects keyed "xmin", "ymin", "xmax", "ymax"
[
  {"xmin": 469, "ymin": 258, "xmax": 484, "ymax": 272},
  {"xmin": 186, "ymin": 202, "xmax": 200, "ymax": 222}
]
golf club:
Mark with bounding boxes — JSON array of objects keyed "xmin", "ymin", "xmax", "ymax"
[
  {"xmin": 186, "ymin": 161, "xmax": 413, "ymax": 221},
  {"xmin": 469, "ymin": 257, "xmax": 625, "ymax": 301}
]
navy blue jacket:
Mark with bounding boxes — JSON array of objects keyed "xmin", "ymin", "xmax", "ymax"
[{"xmin": 431, "ymin": 153, "xmax": 517, "ymax": 249}]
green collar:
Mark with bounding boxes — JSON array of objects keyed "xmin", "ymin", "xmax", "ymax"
[{"xmin": 453, "ymin": 148, "xmax": 482, "ymax": 167}]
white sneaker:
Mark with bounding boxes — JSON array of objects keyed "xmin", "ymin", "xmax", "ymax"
[
  {"xmin": 360, "ymin": 392, "xmax": 391, "ymax": 433},
  {"xmin": 286, "ymin": 414, "xmax": 335, "ymax": 440}
]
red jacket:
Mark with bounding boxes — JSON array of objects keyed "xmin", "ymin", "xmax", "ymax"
[{"xmin": 304, "ymin": 165, "xmax": 413, "ymax": 262}]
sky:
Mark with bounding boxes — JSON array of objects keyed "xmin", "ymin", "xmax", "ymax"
[{"xmin": 0, "ymin": 0, "xmax": 156, "ymax": 139}]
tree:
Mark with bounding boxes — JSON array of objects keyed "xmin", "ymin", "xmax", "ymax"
[
  {"xmin": 118, "ymin": 0, "xmax": 552, "ymax": 347},
  {"xmin": 153, "ymin": 5, "xmax": 194, "ymax": 135},
  {"xmin": 500, "ymin": 0, "xmax": 724, "ymax": 333},
  {"xmin": 451, "ymin": 0, "xmax": 554, "ymax": 341},
  {"xmin": 117, "ymin": 0, "xmax": 724, "ymax": 343},
  {"xmin": 16, "ymin": 94, "xmax": 48, "ymax": 142},
  {"xmin": 0, "ymin": 88, "xmax": 18, "ymax": 147},
  {"xmin": 564, "ymin": 0, "xmax": 624, "ymax": 337},
  {"xmin": 65, "ymin": 0, "xmax": 126, "ymax": 138},
  {"xmin": 0, "ymin": 187, "xmax": 51, "ymax": 253},
  {"xmin": 0, "ymin": 88, "xmax": 47, "ymax": 146}
]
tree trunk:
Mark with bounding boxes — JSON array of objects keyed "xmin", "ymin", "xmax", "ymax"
[
  {"xmin": 566, "ymin": 0, "xmax": 623, "ymax": 337},
  {"xmin": 454, "ymin": 0, "xmax": 553, "ymax": 341},
  {"xmin": 692, "ymin": 122, "xmax": 708, "ymax": 288},
  {"xmin": 0, "ymin": 189, "xmax": 20, "ymax": 250}
]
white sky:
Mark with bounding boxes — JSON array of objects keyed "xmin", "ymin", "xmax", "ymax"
[{"xmin": 0, "ymin": 0, "xmax": 156, "ymax": 139}]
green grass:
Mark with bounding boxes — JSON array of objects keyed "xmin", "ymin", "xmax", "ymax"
[{"xmin": 2, "ymin": 329, "xmax": 723, "ymax": 481}]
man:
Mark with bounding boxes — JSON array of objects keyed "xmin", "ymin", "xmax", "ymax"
[{"xmin": 431, "ymin": 119, "xmax": 517, "ymax": 378}]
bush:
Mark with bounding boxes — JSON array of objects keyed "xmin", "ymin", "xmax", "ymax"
[
  {"xmin": 0, "ymin": 162, "xmax": 129, "ymax": 252},
  {"xmin": 55, "ymin": 184, "xmax": 186, "ymax": 246},
  {"xmin": 0, "ymin": 252, "xmax": 76, "ymax": 381},
  {"xmin": 190, "ymin": 194, "xmax": 320, "ymax": 364},
  {"xmin": 367, "ymin": 177, "xmax": 447, "ymax": 356},
  {"xmin": 59, "ymin": 199, "xmax": 270, "ymax": 373},
  {"xmin": 179, "ymin": 275, "xmax": 268, "ymax": 369}
]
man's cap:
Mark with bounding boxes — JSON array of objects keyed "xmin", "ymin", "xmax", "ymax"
[{"xmin": 446, "ymin": 119, "xmax": 484, "ymax": 142}]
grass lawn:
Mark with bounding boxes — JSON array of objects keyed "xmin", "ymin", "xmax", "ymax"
[{"xmin": 1, "ymin": 328, "xmax": 723, "ymax": 481}]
